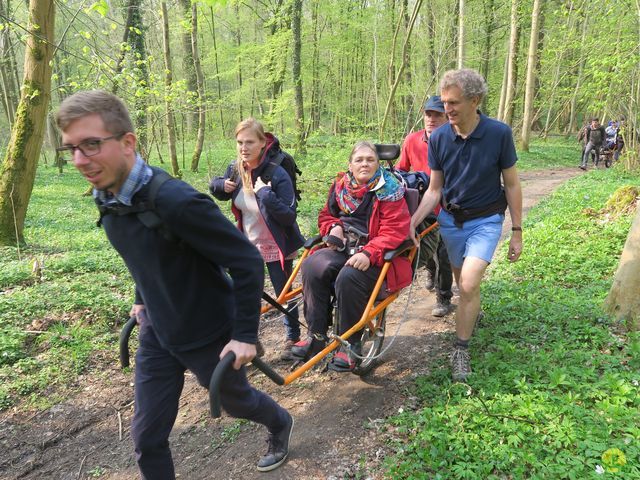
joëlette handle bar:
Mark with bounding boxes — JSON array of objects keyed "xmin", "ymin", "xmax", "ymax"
[
  {"xmin": 209, "ymin": 353, "xmax": 284, "ymax": 418},
  {"xmin": 119, "ymin": 316, "xmax": 138, "ymax": 369},
  {"xmin": 118, "ymin": 320, "xmax": 284, "ymax": 417}
]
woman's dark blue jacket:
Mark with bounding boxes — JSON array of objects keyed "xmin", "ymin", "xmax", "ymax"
[{"xmin": 210, "ymin": 133, "xmax": 305, "ymax": 266}]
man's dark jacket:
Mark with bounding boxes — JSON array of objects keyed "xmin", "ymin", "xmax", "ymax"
[{"xmin": 101, "ymin": 174, "xmax": 265, "ymax": 352}]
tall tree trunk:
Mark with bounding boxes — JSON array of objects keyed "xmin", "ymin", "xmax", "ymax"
[
  {"xmin": 605, "ymin": 203, "xmax": 640, "ymax": 330},
  {"xmin": 161, "ymin": 2, "xmax": 180, "ymax": 177},
  {"xmin": 291, "ymin": 0, "xmax": 306, "ymax": 153},
  {"xmin": 209, "ymin": 7, "xmax": 225, "ymax": 135},
  {"xmin": 179, "ymin": 0, "xmax": 198, "ymax": 134},
  {"xmin": 112, "ymin": 3, "xmax": 134, "ymax": 93},
  {"xmin": 267, "ymin": 0, "xmax": 289, "ymax": 115},
  {"xmin": 519, "ymin": 0, "xmax": 542, "ymax": 151},
  {"xmin": 233, "ymin": 1, "xmax": 243, "ymax": 120},
  {"xmin": 308, "ymin": 0, "xmax": 321, "ymax": 133},
  {"xmin": 425, "ymin": 9, "xmax": 436, "ymax": 79},
  {"xmin": 503, "ymin": 0, "xmax": 519, "ymax": 126},
  {"xmin": 497, "ymin": 54, "xmax": 509, "ymax": 121},
  {"xmin": 379, "ymin": 0, "xmax": 424, "ymax": 140},
  {"xmin": 190, "ymin": 2, "xmax": 205, "ymax": 172},
  {"xmin": 567, "ymin": 14, "xmax": 589, "ymax": 133},
  {"xmin": 0, "ymin": 0, "xmax": 19, "ymax": 128},
  {"xmin": 457, "ymin": 0, "xmax": 465, "ymax": 68},
  {"xmin": 480, "ymin": 0, "xmax": 495, "ymax": 109},
  {"xmin": 0, "ymin": 0, "xmax": 55, "ymax": 246},
  {"xmin": 402, "ymin": 0, "xmax": 413, "ymax": 122}
]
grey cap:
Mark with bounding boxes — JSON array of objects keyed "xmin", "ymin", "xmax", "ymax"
[{"xmin": 424, "ymin": 95, "xmax": 445, "ymax": 113}]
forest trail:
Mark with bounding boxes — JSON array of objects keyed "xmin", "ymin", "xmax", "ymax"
[{"xmin": 0, "ymin": 167, "xmax": 582, "ymax": 480}]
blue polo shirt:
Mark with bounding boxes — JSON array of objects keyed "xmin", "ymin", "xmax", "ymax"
[{"xmin": 428, "ymin": 113, "xmax": 517, "ymax": 209}]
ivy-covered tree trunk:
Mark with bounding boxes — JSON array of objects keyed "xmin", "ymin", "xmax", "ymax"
[
  {"xmin": 127, "ymin": 0, "xmax": 149, "ymax": 159},
  {"xmin": 0, "ymin": 0, "xmax": 55, "ymax": 246},
  {"xmin": 605, "ymin": 204, "xmax": 640, "ymax": 331}
]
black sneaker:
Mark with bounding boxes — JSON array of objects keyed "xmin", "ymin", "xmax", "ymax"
[
  {"xmin": 256, "ymin": 413, "xmax": 294, "ymax": 472},
  {"xmin": 327, "ymin": 343, "xmax": 361, "ymax": 373}
]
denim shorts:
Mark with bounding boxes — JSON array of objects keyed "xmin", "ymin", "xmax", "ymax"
[{"xmin": 437, "ymin": 210, "xmax": 504, "ymax": 268}]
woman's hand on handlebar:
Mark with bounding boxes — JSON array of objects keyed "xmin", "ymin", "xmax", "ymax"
[
  {"xmin": 220, "ymin": 340, "xmax": 256, "ymax": 370},
  {"xmin": 346, "ymin": 252, "xmax": 370, "ymax": 271},
  {"xmin": 223, "ymin": 179, "xmax": 237, "ymax": 193},
  {"xmin": 326, "ymin": 225, "xmax": 346, "ymax": 250}
]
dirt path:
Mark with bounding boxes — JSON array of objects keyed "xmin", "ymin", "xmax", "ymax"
[{"xmin": 0, "ymin": 168, "xmax": 581, "ymax": 480}]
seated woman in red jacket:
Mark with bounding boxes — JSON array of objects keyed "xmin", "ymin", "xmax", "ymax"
[{"xmin": 291, "ymin": 141, "xmax": 412, "ymax": 372}]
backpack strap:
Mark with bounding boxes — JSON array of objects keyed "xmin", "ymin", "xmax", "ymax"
[
  {"xmin": 95, "ymin": 168, "xmax": 178, "ymax": 242},
  {"xmin": 137, "ymin": 168, "xmax": 173, "ymax": 229},
  {"xmin": 260, "ymin": 152, "xmax": 285, "ymax": 184}
]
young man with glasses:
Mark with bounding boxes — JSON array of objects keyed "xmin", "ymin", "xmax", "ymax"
[{"xmin": 56, "ymin": 90, "xmax": 293, "ymax": 478}]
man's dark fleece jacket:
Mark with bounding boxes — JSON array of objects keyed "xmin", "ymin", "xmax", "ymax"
[{"xmin": 101, "ymin": 175, "xmax": 264, "ymax": 352}]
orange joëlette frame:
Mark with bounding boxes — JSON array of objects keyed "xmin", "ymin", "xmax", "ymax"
[{"xmin": 259, "ymin": 222, "xmax": 439, "ymax": 386}]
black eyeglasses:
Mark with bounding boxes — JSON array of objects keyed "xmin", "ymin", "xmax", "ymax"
[{"xmin": 56, "ymin": 133, "xmax": 126, "ymax": 158}]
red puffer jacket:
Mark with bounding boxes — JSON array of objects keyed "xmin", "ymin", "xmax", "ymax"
[{"xmin": 318, "ymin": 181, "xmax": 412, "ymax": 293}]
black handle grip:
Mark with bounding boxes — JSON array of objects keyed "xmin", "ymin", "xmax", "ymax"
[
  {"xmin": 119, "ymin": 316, "xmax": 138, "ymax": 369},
  {"xmin": 209, "ymin": 352, "xmax": 236, "ymax": 418},
  {"xmin": 251, "ymin": 357, "xmax": 285, "ymax": 385}
]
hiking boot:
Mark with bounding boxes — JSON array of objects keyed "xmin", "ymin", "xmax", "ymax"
[
  {"xmin": 425, "ymin": 271, "xmax": 435, "ymax": 291},
  {"xmin": 280, "ymin": 338, "xmax": 299, "ymax": 361},
  {"xmin": 450, "ymin": 346, "xmax": 471, "ymax": 382},
  {"xmin": 290, "ymin": 337, "xmax": 325, "ymax": 360},
  {"xmin": 328, "ymin": 343, "xmax": 361, "ymax": 373},
  {"xmin": 256, "ymin": 412, "xmax": 294, "ymax": 472},
  {"xmin": 431, "ymin": 298, "xmax": 453, "ymax": 317},
  {"xmin": 579, "ymin": 165, "xmax": 586, "ymax": 171}
]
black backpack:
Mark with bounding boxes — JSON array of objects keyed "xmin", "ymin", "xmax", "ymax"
[
  {"xmin": 260, "ymin": 150, "xmax": 302, "ymax": 202},
  {"xmin": 95, "ymin": 167, "xmax": 179, "ymax": 242}
]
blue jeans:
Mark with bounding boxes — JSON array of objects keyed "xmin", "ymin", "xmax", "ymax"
[{"xmin": 266, "ymin": 260, "xmax": 300, "ymax": 341}]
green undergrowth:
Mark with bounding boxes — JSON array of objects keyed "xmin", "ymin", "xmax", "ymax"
[
  {"xmin": 0, "ymin": 136, "xmax": 605, "ymax": 412},
  {"xmin": 384, "ymin": 167, "xmax": 640, "ymax": 479}
]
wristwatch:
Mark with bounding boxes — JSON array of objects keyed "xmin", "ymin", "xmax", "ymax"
[{"xmin": 511, "ymin": 226, "xmax": 522, "ymax": 231}]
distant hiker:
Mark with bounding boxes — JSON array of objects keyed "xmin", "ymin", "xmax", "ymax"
[
  {"xmin": 55, "ymin": 91, "xmax": 293, "ymax": 478},
  {"xmin": 410, "ymin": 69, "xmax": 523, "ymax": 382},
  {"xmin": 396, "ymin": 95, "xmax": 455, "ymax": 317},
  {"xmin": 580, "ymin": 117, "xmax": 606, "ymax": 170},
  {"xmin": 210, "ymin": 119, "xmax": 305, "ymax": 361}
]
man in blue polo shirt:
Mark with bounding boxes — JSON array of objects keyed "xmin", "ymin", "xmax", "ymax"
[{"xmin": 410, "ymin": 69, "xmax": 523, "ymax": 382}]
